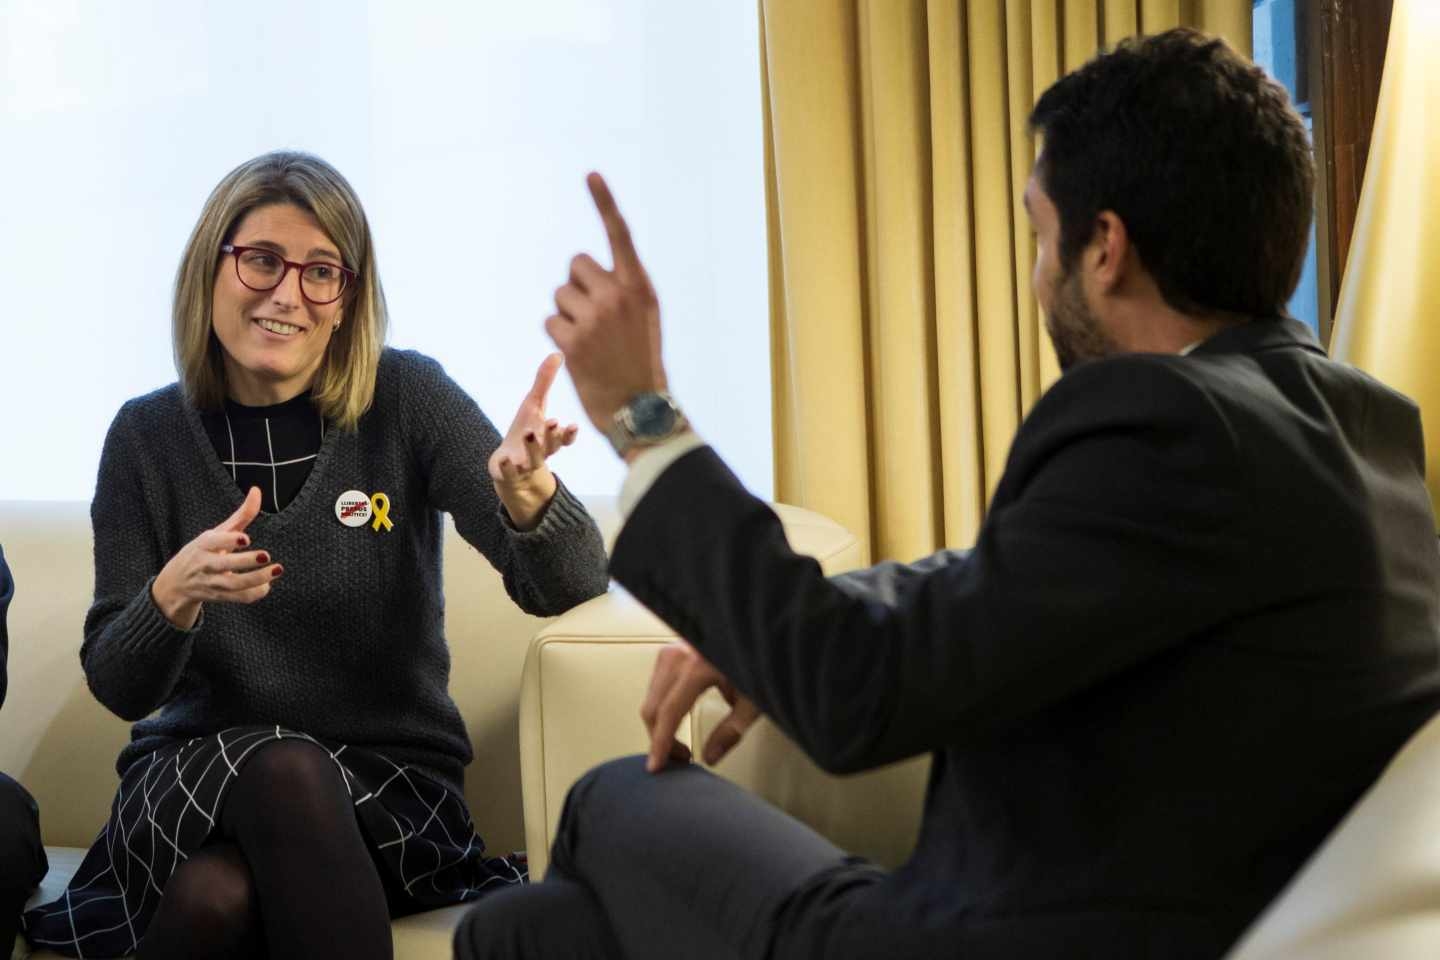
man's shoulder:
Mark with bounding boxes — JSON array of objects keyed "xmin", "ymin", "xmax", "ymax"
[
  {"xmin": 1185, "ymin": 337, "xmax": 1422, "ymax": 454},
  {"xmin": 1023, "ymin": 353, "xmax": 1229, "ymax": 440},
  {"xmin": 994, "ymin": 354, "xmax": 1248, "ymax": 509},
  {"xmin": 1282, "ymin": 348, "xmax": 1422, "ymax": 422}
]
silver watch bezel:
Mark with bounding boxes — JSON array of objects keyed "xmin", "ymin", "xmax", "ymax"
[{"xmin": 605, "ymin": 391, "xmax": 687, "ymax": 456}]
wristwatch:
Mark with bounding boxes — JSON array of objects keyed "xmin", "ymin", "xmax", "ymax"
[{"xmin": 604, "ymin": 391, "xmax": 689, "ymax": 457}]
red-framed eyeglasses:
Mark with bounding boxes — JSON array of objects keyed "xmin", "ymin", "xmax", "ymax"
[{"xmin": 221, "ymin": 244, "xmax": 358, "ymax": 306}]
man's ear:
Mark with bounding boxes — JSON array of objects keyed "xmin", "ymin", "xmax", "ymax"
[{"xmin": 1086, "ymin": 211, "xmax": 1130, "ymax": 294}]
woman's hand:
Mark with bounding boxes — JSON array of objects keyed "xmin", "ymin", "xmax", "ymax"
[
  {"xmin": 489, "ymin": 353, "xmax": 580, "ymax": 531},
  {"xmin": 151, "ymin": 486, "xmax": 281, "ymax": 629}
]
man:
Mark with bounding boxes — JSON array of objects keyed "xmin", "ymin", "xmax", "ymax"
[
  {"xmin": 1, "ymin": 546, "xmax": 48, "ymax": 957},
  {"xmin": 456, "ymin": 28, "xmax": 1440, "ymax": 960}
]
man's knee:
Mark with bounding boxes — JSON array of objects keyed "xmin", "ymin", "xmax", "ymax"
[
  {"xmin": 555, "ymin": 755, "xmax": 657, "ymax": 843},
  {"xmin": 551, "ymin": 754, "xmax": 721, "ymax": 882},
  {"xmin": 548, "ymin": 756, "xmax": 651, "ymax": 879},
  {"xmin": 563, "ymin": 754, "xmax": 721, "ymax": 822},
  {"xmin": 567, "ymin": 755, "xmax": 650, "ymax": 807},
  {"xmin": 0, "ymin": 773, "xmax": 45, "ymax": 891}
]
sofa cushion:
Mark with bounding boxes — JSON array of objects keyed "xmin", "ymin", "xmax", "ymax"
[
  {"xmin": 19, "ymin": 847, "xmax": 83, "ymax": 959},
  {"xmin": 17, "ymin": 846, "xmax": 471, "ymax": 959}
]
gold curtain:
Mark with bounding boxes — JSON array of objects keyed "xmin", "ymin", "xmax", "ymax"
[
  {"xmin": 762, "ymin": 0, "xmax": 1252, "ymax": 563},
  {"xmin": 1330, "ymin": 0, "xmax": 1440, "ymax": 526}
]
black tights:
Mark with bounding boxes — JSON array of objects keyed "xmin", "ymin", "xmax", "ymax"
[{"xmin": 137, "ymin": 740, "xmax": 393, "ymax": 960}]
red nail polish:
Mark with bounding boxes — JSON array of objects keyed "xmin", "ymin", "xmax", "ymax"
[
  {"xmin": 256, "ymin": 553, "xmax": 270, "ymax": 565},
  {"xmin": 525, "ymin": 431, "xmax": 537, "ymax": 442},
  {"xmin": 237, "ymin": 536, "xmax": 249, "ymax": 548},
  {"xmin": 271, "ymin": 566, "xmax": 283, "ymax": 578}
]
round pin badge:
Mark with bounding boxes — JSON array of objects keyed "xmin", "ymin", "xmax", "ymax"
[{"xmin": 335, "ymin": 489, "xmax": 373, "ymax": 527}]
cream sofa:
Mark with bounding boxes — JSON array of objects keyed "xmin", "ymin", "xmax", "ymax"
[
  {"xmin": 3, "ymin": 497, "xmax": 1438, "ymax": 959},
  {"xmin": 0, "ymin": 496, "xmax": 928, "ymax": 959}
]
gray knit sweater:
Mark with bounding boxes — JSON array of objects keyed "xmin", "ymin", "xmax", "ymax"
[{"xmin": 82, "ymin": 349, "xmax": 609, "ymax": 794}]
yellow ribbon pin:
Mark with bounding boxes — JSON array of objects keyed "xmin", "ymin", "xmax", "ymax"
[{"xmin": 370, "ymin": 492, "xmax": 394, "ymax": 532}]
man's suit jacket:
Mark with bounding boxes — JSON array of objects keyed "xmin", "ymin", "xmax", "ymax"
[{"xmin": 611, "ymin": 319, "xmax": 1440, "ymax": 959}]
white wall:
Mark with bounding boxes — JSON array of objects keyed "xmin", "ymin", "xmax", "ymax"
[{"xmin": 0, "ymin": 0, "xmax": 771, "ymax": 501}]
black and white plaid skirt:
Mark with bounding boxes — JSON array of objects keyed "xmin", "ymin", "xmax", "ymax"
[{"xmin": 22, "ymin": 726, "xmax": 524, "ymax": 958}]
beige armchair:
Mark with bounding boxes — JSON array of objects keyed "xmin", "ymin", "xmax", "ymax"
[{"xmin": 517, "ymin": 504, "xmax": 929, "ymax": 882}]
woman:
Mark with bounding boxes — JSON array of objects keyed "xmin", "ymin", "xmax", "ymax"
[{"xmin": 22, "ymin": 151, "xmax": 609, "ymax": 959}]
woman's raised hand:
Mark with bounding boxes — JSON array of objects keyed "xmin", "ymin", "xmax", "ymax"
[
  {"xmin": 151, "ymin": 486, "xmax": 281, "ymax": 629},
  {"xmin": 488, "ymin": 353, "xmax": 580, "ymax": 530}
]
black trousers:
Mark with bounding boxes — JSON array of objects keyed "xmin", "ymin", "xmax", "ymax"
[
  {"xmin": 454, "ymin": 756, "xmax": 887, "ymax": 960},
  {"xmin": 0, "ymin": 772, "xmax": 46, "ymax": 954}
]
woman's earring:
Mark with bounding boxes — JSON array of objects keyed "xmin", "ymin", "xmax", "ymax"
[{"xmin": 333, "ymin": 320, "xmax": 341, "ymax": 331}]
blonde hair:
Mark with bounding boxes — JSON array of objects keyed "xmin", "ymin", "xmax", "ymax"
[{"xmin": 173, "ymin": 151, "xmax": 387, "ymax": 429}]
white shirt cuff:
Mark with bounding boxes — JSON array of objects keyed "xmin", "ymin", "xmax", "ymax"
[{"xmin": 618, "ymin": 431, "xmax": 707, "ymax": 520}]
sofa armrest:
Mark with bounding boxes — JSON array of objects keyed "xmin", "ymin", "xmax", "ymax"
[{"xmin": 518, "ymin": 588, "xmax": 679, "ymax": 879}]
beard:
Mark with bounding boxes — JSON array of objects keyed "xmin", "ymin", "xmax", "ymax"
[{"xmin": 1045, "ymin": 267, "xmax": 1117, "ymax": 371}]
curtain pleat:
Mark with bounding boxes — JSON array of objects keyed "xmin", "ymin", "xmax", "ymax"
[
  {"xmin": 1140, "ymin": 0, "xmax": 1181, "ymax": 31},
  {"xmin": 1103, "ymin": 0, "xmax": 1140, "ymax": 42},
  {"xmin": 858, "ymin": 0, "xmax": 942, "ymax": 562},
  {"xmin": 762, "ymin": 0, "xmax": 874, "ymax": 558},
  {"xmin": 1006, "ymin": 4, "xmax": 1043, "ymax": 410},
  {"xmin": 764, "ymin": 0, "xmax": 1252, "ymax": 560},
  {"xmin": 927, "ymin": 0, "xmax": 988, "ymax": 547}
]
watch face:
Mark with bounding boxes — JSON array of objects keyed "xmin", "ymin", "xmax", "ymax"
[{"xmin": 629, "ymin": 393, "xmax": 679, "ymax": 438}]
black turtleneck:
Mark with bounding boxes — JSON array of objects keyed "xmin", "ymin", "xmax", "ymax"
[{"xmin": 200, "ymin": 392, "xmax": 324, "ymax": 513}]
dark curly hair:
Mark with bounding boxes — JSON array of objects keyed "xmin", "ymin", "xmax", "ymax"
[{"xmin": 1029, "ymin": 28, "xmax": 1314, "ymax": 320}]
